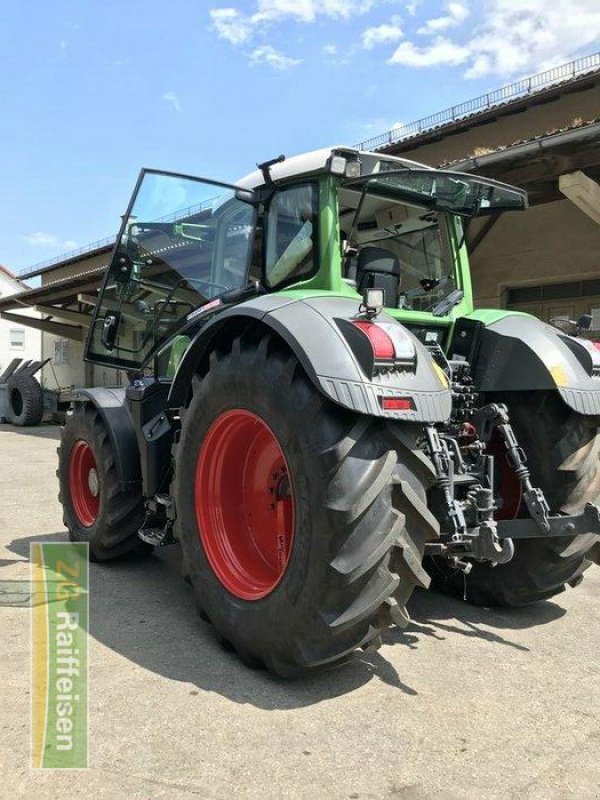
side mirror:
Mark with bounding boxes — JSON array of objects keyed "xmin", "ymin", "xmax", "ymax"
[{"xmin": 235, "ymin": 188, "xmax": 258, "ymax": 205}]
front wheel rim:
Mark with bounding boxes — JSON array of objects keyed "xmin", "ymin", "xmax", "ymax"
[
  {"xmin": 195, "ymin": 409, "xmax": 295, "ymax": 601},
  {"xmin": 69, "ymin": 440, "xmax": 100, "ymax": 527}
]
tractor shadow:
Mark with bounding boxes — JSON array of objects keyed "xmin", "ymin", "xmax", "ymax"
[
  {"xmin": 394, "ymin": 585, "xmax": 566, "ymax": 653},
  {"xmin": 0, "ymin": 423, "xmax": 61, "ymax": 440},
  {"xmin": 7, "ymin": 532, "xmax": 566, "ymax": 709}
]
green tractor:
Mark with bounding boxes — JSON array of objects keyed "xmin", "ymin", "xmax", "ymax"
[{"xmin": 57, "ymin": 147, "xmax": 600, "ymax": 675}]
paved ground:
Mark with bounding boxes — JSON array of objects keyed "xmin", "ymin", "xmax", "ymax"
[{"xmin": 1, "ymin": 423, "xmax": 599, "ymax": 800}]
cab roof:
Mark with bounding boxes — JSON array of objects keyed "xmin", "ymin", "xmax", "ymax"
[{"xmin": 237, "ymin": 146, "xmax": 432, "ymax": 190}]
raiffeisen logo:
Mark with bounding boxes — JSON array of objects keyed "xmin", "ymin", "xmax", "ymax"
[{"xmin": 31, "ymin": 542, "xmax": 88, "ymax": 769}]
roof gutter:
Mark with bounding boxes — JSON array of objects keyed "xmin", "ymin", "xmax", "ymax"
[{"xmin": 448, "ymin": 120, "xmax": 600, "ymax": 173}]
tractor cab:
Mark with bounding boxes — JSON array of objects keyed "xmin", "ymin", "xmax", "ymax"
[{"xmin": 85, "ymin": 148, "xmax": 527, "ymax": 374}]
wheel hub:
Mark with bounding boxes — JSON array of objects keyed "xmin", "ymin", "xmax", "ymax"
[
  {"xmin": 88, "ymin": 468, "xmax": 99, "ymax": 497},
  {"xmin": 195, "ymin": 409, "xmax": 295, "ymax": 601},
  {"xmin": 69, "ymin": 440, "xmax": 100, "ymax": 527}
]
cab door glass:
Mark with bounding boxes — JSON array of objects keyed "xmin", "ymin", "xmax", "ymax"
[
  {"xmin": 265, "ymin": 184, "xmax": 318, "ymax": 289},
  {"xmin": 86, "ymin": 170, "xmax": 256, "ymax": 369}
]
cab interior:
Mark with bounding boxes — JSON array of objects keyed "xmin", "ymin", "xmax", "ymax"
[{"xmin": 337, "ymin": 185, "xmax": 457, "ymax": 313}]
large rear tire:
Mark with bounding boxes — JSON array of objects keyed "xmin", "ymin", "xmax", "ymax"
[
  {"xmin": 57, "ymin": 404, "xmax": 147, "ymax": 561},
  {"xmin": 429, "ymin": 391, "xmax": 598, "ymax": 606},
  {"xmin": 174, "ymin": 330, "xmax": 438, "ymax": 676}
]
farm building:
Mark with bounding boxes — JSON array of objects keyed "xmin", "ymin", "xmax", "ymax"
[{"xmin": 0, "ymin": 265, "xmax": 40, "ymax": 377}]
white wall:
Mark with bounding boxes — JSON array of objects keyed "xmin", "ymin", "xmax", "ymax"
[{"xmin": 0, "ymin": 268, "xmax": 41, "ymax": 377}]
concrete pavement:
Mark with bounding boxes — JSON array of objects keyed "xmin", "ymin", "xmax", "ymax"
[{"xmin": 1, "ymin": 424, "xmax": 599, "ymax": 799}]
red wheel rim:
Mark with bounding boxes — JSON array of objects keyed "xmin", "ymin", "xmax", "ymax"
[
  {"xmin": 69, "ymin": 440, "xmax": 100, "ymax": 527},
  {"xmin": 195, "ymin": 410, "xmax": 295, "ymax": 600},
  {"xmin": 488, "ymin": 431, "xmax": 522, "ymax": 520}
]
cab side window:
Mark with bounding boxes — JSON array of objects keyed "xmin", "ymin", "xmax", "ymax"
[{"xmin": 265, "ymin": 184, "xmax": 318, "ymax": 289}]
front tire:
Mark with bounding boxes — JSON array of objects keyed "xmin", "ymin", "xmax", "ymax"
[
  {"xmin": 57, "ymin": 404, "xmax": 146, "ymax": 561},
  {"xmin": 174, "ymin": 331, "xmax": 437, "ymax": 676},
  {"xmin": 430, "ymin": 391, "xmax": 599, "ymax": 606}
]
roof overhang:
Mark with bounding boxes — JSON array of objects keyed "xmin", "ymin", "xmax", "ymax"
[
  {"xmin": 0, "ymin": 265, "xmax": 107, "ymax": 339},
  {"xmin": 446, "ymin": 121, "xmax": 600, "ymax": 206}
]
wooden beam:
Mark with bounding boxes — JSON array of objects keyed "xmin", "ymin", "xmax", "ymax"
[
  {"xmin": 559, "ymin": 171, "xmax": 600, "ymax": 225},
  {"xmin": 468, "ymin": 215, "xmax": 501, "ymax": 255},
  {"xmin": 77, "ymin": 293, "xmax": 101, "ymax": 307},
  {"xmin": 35, "ymin": 305, "xmax": 91, "ymax": 327},
  {"xmin": 0, "ymin": 311, "xmax": 84, "ymax": 341}
]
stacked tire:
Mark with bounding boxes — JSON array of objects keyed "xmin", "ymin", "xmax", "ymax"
[{"xmin": 6, "ymin": 374, "xmax": 43, "ymax": 426}]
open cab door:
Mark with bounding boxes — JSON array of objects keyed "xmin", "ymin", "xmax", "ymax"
[{"xmin": 85, "ymin": 169, "xmax": 257, "ymax": 371}]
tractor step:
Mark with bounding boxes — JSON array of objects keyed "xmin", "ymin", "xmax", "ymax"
[
  {"xmin": 138, "ymin": 524, "xmax": 177, "ymax": 547},
  {"xmin": 138, "ymin": 495, "xmax": 177, "ymax": 547}
]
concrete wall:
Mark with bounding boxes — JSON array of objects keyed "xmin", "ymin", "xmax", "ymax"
[
  {"xmin": 469, "ymin": 198, "xmax": 600, "ymax": 310},
  {"xmin": 0, "ymin": 269, "xmax": 41, "ymax": 377}
]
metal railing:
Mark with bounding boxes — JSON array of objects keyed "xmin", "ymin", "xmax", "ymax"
[
  {"xmin": 18, "ymin": 234, "xmax": 117, "ymax": 279},
  {"xmin": 17, "ymin": 195, "xmax": 222, "ymax": 280},
  {"xmin": 356, "ymin": 52, "xmax": 600, "ymax": 152}
]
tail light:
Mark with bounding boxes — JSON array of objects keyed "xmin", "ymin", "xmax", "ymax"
[
  {"xmin": 378, "ymin": 396, "xmax": 414, "ymax": 411},
  {"xmin": 336, "ymin": 318, "xmax": 417, "ymax": 377},
  {"xmin": 352, "ymin": 321, "xmax": 395, "ymax": 361}
]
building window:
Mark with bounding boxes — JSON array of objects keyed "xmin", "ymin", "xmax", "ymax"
[
  {"xmin": 9, "ymin": 329, "xmax": 25, "ymax": 349},
  {"xmin": 508, "ymin": 278, "xmax": 600, "ymax": 307},
  {"xmin": 54, "ymin": 339, "xmax": 70, "ymax": 365}
]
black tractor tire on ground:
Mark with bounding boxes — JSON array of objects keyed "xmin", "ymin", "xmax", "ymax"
[
  {"xmin": 174, "ymin": 330, "xmax": 438, "ymax": 677},
  {"xmin": 429, "ymin": 391, "xmax": 599, "ymax": 606},
  {"xmin": 6, "ymin": 374, "xmax": 43, "ymax": 426},
  {"xmin": 57, "ymin": 404, "xmax": 147, "ymax": 561}
]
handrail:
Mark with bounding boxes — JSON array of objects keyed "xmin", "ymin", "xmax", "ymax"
[{"xmin": 17, "ymin": 235, "xmax": 116, "ymax": 279}]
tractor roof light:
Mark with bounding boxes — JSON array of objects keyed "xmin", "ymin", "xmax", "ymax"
[
  {"xmin": 329, "ymin": 155, "xmax": 347, "ymax": 175},
  {"xmin": 345, "ymin": 159, "xmax": 362, "ymax": 179},
  {"xmin": 328, "ymin": 155, "xmax": 362, "ymax": 178}
]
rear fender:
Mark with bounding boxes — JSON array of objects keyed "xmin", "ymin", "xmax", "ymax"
[
  {"xmin": 470, "ymin": 314, "xmax": 600, "ymax": 415},
  {"xmin": 71, "ymin": 387, "xmax": 142, "ymax": 490},
  {"xmin": 169, "ymin": 294, "xmax": 452, "ymax": 422}
]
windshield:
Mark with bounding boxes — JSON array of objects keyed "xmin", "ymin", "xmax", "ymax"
[
  {"xmin": 339, "ymin": 184, "xmax": 456, "ymax": 312},
  {"xmin": 87, "ymin": 171, "xmax": 256, "ymax": 368},
  {"xmin": 347, "ymin": 167, "xmax": 527, "ymax": 217}
]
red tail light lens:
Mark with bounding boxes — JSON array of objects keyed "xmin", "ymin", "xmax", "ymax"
[
  {"xmin": 379, "ymin": 396, "xmax": 414, "ymax": 411},
  {"xmin": 352, "ymin": 321, "xmax": 395, "ymax": 361}
]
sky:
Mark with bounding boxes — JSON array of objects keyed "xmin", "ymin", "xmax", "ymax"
[{"xmin": 1, "ymin": 0, "xmax": 599, "ymax": 273}]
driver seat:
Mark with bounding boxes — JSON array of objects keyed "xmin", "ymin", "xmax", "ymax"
[{"xmin": 356, "ymin": 247, "xmax": 401, "ymax": 307}]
